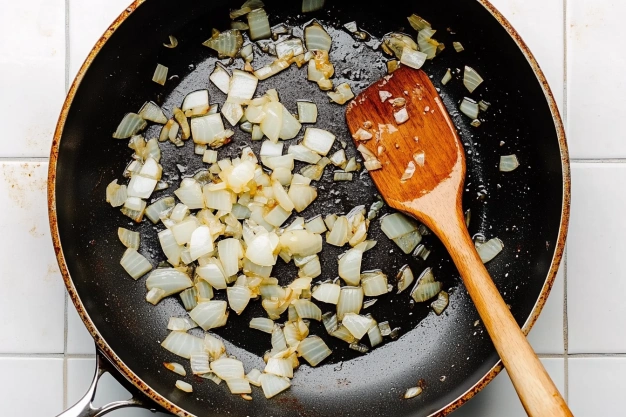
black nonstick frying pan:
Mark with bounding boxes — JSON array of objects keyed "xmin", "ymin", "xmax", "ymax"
[{"xmin": 49, "ymin": 0, "xmax": 569, "ymax": 416}]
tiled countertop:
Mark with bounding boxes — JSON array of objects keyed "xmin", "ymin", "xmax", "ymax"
[{"xmin": 0, "ymin": 0, "xmax": 621, "ymax": 416}]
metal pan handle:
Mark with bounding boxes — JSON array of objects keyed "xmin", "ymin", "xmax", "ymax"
[{"xmin": 56, "ymin": 349, "xmax": 158, "ymax": 417}]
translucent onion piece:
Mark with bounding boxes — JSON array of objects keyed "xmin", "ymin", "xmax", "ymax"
[
  {"xmin": 276, "ymin": 38, "xmax": 305, "ymax": 60},
  {"xmin": 230, "ymin": 0, "xmax": 265, "ymax": 19},
  {"xmin": 368, "ymin": 320, "xmax": 383, "ymax": 347},
  {"xmin": 260, "ymin": 373, "xmax": 291, "ymax": 398},
  {"xmin": 297, "ymin": 336, "xmax": 331, "ymax": 366},
  {"xmin": 407, "ymin": 14, "xmax": 431, "ymax": 31},
  {"xmin": 211, "ymin": 357, "xmax": 245, "ymax": 381},
  {"xmin": 479, "ymin": 100, "xmax": 491, "ymax": 111},
  {"xmin": 302, "ymin": 0, "xmax": 325, "ymax": 12},
  {"xmin": 222, "ymin": 102, "xmax": 244, "ymax": 126},
  {"xmin": 322, "ymin": 312, "xmax": 338, "ymax": 334},
  {"xmin": 342, "ymin": 313, "xmax": 374, "ymax": 340},
  {"xmin": 393, "ymin": 230, "xmax": 422, "ymax": 254},
  {"xmin": 453, "ymin": 41, "xmax": 464, "ymax": 52},
  {"xmin": 326, "ymin": 216, "xmax": 348, "ymax": 246},
  {"xmin": 146, "ymin": 268, "xmax": 193, "ymax": 299},
  {"xmin": 120, "ymin": 248, "xmax": 152, "ymax": 280},
  {"xmin": 476, "ymin": 238, "xmax": 504, "ymax": 263},
  {"xmin": 196, "ymin": 280, "xmax": 214, "ymax": 301},
  {"xmin": 139, "ymin": 101, "xmax": 168, "ymax": 124},
  {"xmin": 297, "ymin": 101, "xmax": 318, "ymax": 124},
  {"xmin": 417, "ymin": 29, "xmax": 441, "ymax": 60},
  {"xmin": 441, "ymin": 69, "xmax": 452, "ymax": 85},
  {"xmin": 171, "ymin": 217, "xmax": 201, "ymax": 245},
  {"xmin": 112, "ymin": 113, "xmax": 147, "ymax": 139},
  {"xmin": 397, "ymin": 264, "xmax": 415, "ymax": 294},
  {"xmin": 231, "ymin": 21, "xmax": 249, "ymax": 30},
  {"xmin": 182, "ymin": 90, "xmax": 210, "ymax": 117},
  {"xmin": 191, "ymin": 114, "xmax": 225, "ymax": 145},
  {"xmin": 264, "ymin": 205, "xmax": 291, "ymax": 227},
  {"xmin": 312, "ymin": 283, "xmax": 341, "ymax": 304},
  {"xmin": 200, "ymin": 372, "xmax": 222, "ymax": 385},
  {"xmin": 383, "ymin": 33, "xmax": 418, "ymax": 58},
  {"xmin": 218, "ymin": 238, "xmax": 243, "ymax": 277},
  {"xmin": 175, "ymin": 380, "xmax": 193, "ymax": 393},
  {"xmin": 126, "ymin": 175, "xmax": 157, "ymax": 199},
  {"xmin": 293, "ymin": 299, "xmax": 322, "ymax": 320},
  {"xmin": 300, "ymin": 256, "xmax": 322, "ymax": 278},
  {"xmin": 161, "ymin": 331, "xmax": 204, "ymax": 359},
  {"xmin": 158, "ymin": 229, "xmax": 182, "ymax": 266},
  {"xmin": 228, "ymin": 70, "xmax": 258, "ymax": 105},
  {"xmin": 333, "ymin": 171, "xmax": 352, "ymax": 181},
  {"xmin": 288, "ymin": 144, "xmax": 322, "ymax": 164},
  {"xmin": 164, "ymin": 362, "xmax": 186, "ymax": 376},
  {"xmin": 260, "ymin": 102, "xmax": 283, "ymax": 143},
  {"xmin": 190, "ymin": 301, "xmax": 228, "ymax": 330},
  {"xmin": 337, "ymin": 286, "xmax": 363, "ymax": 320},
  {"xmin": 163, "ymin": 35, "xmax": 178, "ymax": 48},
  {"xmin": 280, "ymin": 230, "xmax": 322, "ymax": 257},
  {"xmin": 302, "ymin": 128, "xmax": 335, "ymax": 156},
  {"xmin": 331, "ymin": 324, "xmax": 357, "ymax": 343},
  {"xmin": 152, "ymin": 64, "xmax": 168, "ymax": 86},
  {"xmin": 361, "ymin": 271, "xmax": 388, "ymax": 296},
  {"xmin": 189, "ymin": 226, "xmax": 214, "ymax": 261},
  {"xmin": 248, "ymin": 8, "xmax": 271, "ymax": 40},
  {"xmin": 204, "ymin": 334, "xmax": 226, "ymax": 360},
  {"xmin": 204, "ymin": 188, "xmax": 232, "ymax": 212},
  {"xmin": 460, "ymin": 97, "xmax": 479, "ymax": 119},
  {"xmin": 245, "ymin": 233, "xmax": 278, "ymax": 266},
  {"xmin": 410, "ymin": 268, "xmax": 442, "ymax": 302},
  {"xmin": 279, "ymin": 108, "xmax": 302, "ymax": 140},
  {"xmin": 380, "ymin": 213, "xmax": 418, "ymax": 240},
  {"xmin": 272, "ymin": 325, "xmax": 288, "ymax": 352},
  {"xmin": 250, "ymin": 317, "xmax": 274, "ymax": 333},
  {"xmin": 246, "ymin": 368, "xmax": 263, "ymax": 386},
  {"xmin": 400, "ymin": 47, "xmax": 427, "ymax": 70},
  {"xmin": 463, "ymin": 66, "xmax": 484, "ymax": 93},
  {"xmin": 499, "ymin": 154, "xmax": 519, "ymax": 172},
  {"xmin": 240, "ymin": 44, "xmax": 254, "ymax": 62},
  {"xmin": 287, "ymin": 185, "xmax": 317, "ymax": 213},
  {"xmin": 305, "ymin": 22, "xmax": 332, "ymax": 51},
  {"xmin": 431, "ymin": 291, "xmax": 449, "ymax": 315},
  {"xmin": 344, "ymin": 157, "xmax": 360, "ymax": 172},
  {"xmin": 167, "ymin": 317, "xmax": 197, "ymax": 331},
  {"xmin": 191, "ymin": 351, "xmax": 211, "ymax": 375},
  {"xmin": 404, "ymin": 386, "xmax": 423, "ymax": 399},
  {"xmin": 338, "ymin": 247, "xmax": 363, "ymax": 286},
  {"xmin": 252, "ymin": 124, "xmax": 264, "ymax": 140},
  {"xmin": 329, "ymin": 150, "xmax": 347, "ymax": 168},
  {"xmin": 203, "ymin": 29, "xmax": 243, "ymax": 58},
  {"xmin": 227, "ymin": 378, "xmax": 252, "ymax": 394},
  {"xmin": 304, "ymin": 215, "xmax": 327, "ymax": 234},
  {"xmin": 265, "ymin": 358, "xmax": 293, "ymax": 378},
  {"xmin": 210, "ymin": 65, "xmax": 231, "ymax": 95},
  {"xmin": 175, "ymin": 179, "xmax": 205, "ymax": 210},
  {"xmin": 118, "ymin": 227, "xmax": 139, "ymax": 249},
  {"xmin": 227, "ymin": 285, "xmax": 252, "ymax": 315},
  {"xmin": 106, "ymin": 180, "xmax": 127, "ymax": 207},
  {"xmin": 254, "ymin": 58, "xmax": 291, "ymax": 81},
  {"xmin": 327, "ymin": 83, "xmax": 354, "ymax": 105}
]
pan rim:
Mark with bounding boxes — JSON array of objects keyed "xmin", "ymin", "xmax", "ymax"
[{"xmin": 47, "ymin": 0, "xmax": 570, "ymax": 415}]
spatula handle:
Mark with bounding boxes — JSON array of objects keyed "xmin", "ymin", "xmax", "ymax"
[{"xmin": 435, "ymin": 210, "xmax": 572, "ymax": 417}]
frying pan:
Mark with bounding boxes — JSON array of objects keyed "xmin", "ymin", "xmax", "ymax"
[{"xmin": 49, "ymin": 0, "xmax": 569, "ymax": 415}]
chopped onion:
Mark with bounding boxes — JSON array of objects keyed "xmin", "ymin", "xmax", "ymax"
[
  {"xmin": 297, "ymin": 101, "xmax": 317, "ymax": 123},
  {"xmin": 279, "ymin": 107, "xmax": 302, "ymax": 140},
  {"xmin": 152, "ymin": 64, "xmax": 168, "ymax": 86},
  {"xmin": 197, "ymin": 260, "xmax": 228, "ymax": 289},
  {"xmin": 196, "ymin": 280, "xmax": 214, "ymax": 301},
  {"xmin": 112, "ymin": 113, "xmax": 147, "ymax": 139},
  {"xmin": 204, "ymin": 334, "xmax": 226, "ymax": 360},
  {"xmin": 279, "ymin": 230, "xmax": 322, "ymax": 257},
  {"xmin": 499, "ymin": 155, "xmax": 519, "ymax": 172},
  {"xmin": 305, "ymin": 22, "xmax": 332, "ymax": 51},
  {"xmin": 397, "ymin": 265, "xmax": 414, "ymax": 294},
  {"xmin": 210, "ymin": 65, "xmax": 231, "ymax": 95},
  {"xmin": 106, "ymin": 180, "xmax": 127, "ymax": 207},
  {"xmin": 240, "ymin": 44, "xmax": 254, "ymax": 62},
  {"xmin": 410, "ymin": 268, "xmax": 442, "ymax": 302},
  {"xmin": 302, "ymin": 0, "xmax": 325, "ymax": 12},
  {"xmin": 407, "ymin": 14, "xmax": 431, "ymax": 31},
  {"xmin": 479, "ymin": 100, "xmax": 491, "ymax": 111},
  {"xmin": 287, "ymin": 184, "xmax": 317, "ymax": 212},
  {"xmin": 175, "ymin": 178, "xmax": 205, "ymax": 209},
  {"xmin": 293, "ymin": 299, "xmax": 322, "ymax": 320},
  {"xmin": 248, "ymin": 8, "xmax": 271, "ymax": 40},
  {"xmin": 361, "ymin": 270, "xmax": 388, "ymax": 296},
  {"xmin": 384, "ymin": 33, "xmax": 418, "ymax": 59},
  {"xmin": 218, "ymin": 238, "xmax": 243, "ymax": 276},
  {"xmin": 380, "ymin": 213, "xmax": 418, "ymax": 239},
  {"xmin": 211, "ymin": 357, "xmax": 245, "ymax": 380},
  {"xmin": 400, "ymin": 47, "xmax": 427, "ymax": 70},
  {"xmin": 393, "ymin": 230, "xmax": 422, "ymax": 254},
  {"xmin": 476, "ymin": 237, "xmax": 504, "ymax": 263},
  {"xmin": 157, "ymin": 229, "xmax": 182, "ymax": 266},
  {"xmin": 453, "ymin": 42, "xmax": 464, "ymax": 52},
  {"xmin": 441, "ymin": 69, "xmax": 452, "ymax": 85},
  {"xmin": 161, "ymin": 331, "xmax": 203, "ymax": 359},
  {"xmin": 189, "ymin": 226, "xmax": 214, "ymax": 261},
  {"xmin": 431, "ymin": 291, "xmax": 449, "ymax": 315},
  {"xmin": 260, "ymin": 102, "xmax": 283, "ymax": 143},
  {"xmin": 203, "ymin": 29, "xmax": 243, "ymax": 58},
  {"xmin": 417, "ymin": 29, "xmax": 441, "ymax": 60},
  {"xmin": 459, "ymin": 97, "xmax": 479, "ymax": 119},
  {"xmin": 227, "ymin": 378, "xmax": 252, "ymax": 394},
  {"xmin": 302, "ymin": 128, "xmax": 335, "ymax": 156},
  {"xmin": 139, "ymin": 101, "xmax": 167, "ymax": 124},
  {"xmin": 120, "ymin": 248, "xmax": 152, "ymax": 280},
  {"xmin": 182, "ymin": 90, "xmax": 210, "ymax": 117},
  {"xmin": 230, "ymin": 0, "xmax": 265, "ymax": 19},
  {"xmin": 175, "ymin": 380, "xmax": 193, "ymax": 393},
  {"xmin": 228, "ymin": 70, "xmax": 258, "ymax": 105},
  {"xmin": 331, "ymin": 325, "xmax": 357, "ymax": 343},
  {"xmin": 304, "ymin": 215, "xmax": 326, "ymax": 234},
  {"xmin": 118, "ymin": 227, "xmax": 139, "ymax": 249},
  {"xmin": 164, "ymin": 362, "xmax": 186, "ymax": 376},
  {"xmin": 163, "ymin": 35, "xmax": 178, "ymax": 48},
  {"xmin": 191, "ymin": 114, "xmax": 225, "ymax": 145},
  {"xmin": 338, "ymin": 247, "xmax": 362, "ymax": 286},
  {"xmin": 204, "ymin": 188, "xmax": 232, "ymax": 212},
  {"xmin": 250, "ymin": 317, "xmax": 274, "ymax": 333},
  {"xmin": 247, "ymin": 368, "xmax": 263, "ymax": 386},
  {"xmin": 342, "ymin": 313, "xmax": 374, "ymax": 339},
  {"xmin": 254, "ymin": 58, "xmax": 291, "ymax": 81},
  {"xmin": 221, "ymin": 102, "xmax": 244, "ymax": 126},
  {"xmin": 404, "ymin": 386, "xmax": 423, "ymax": 399},
  {"xmin": 146, "ymin": 268, "xmax": 193, "ymax": 300},
  {"xmin": 276, "ymin": 38, "xmax": 305, "ymax": 60},
  {"xmin": 463, "ymin": 66, "xmax": 484, "ymax": 93},
  {"xmin": 328, "ymin": 83, "xmax": 354, "ymax": 105},
  {"xmin": 190, "ymin": 351, "xmax": 211, "ymax": 375},
  {"xmin": 312, "ymin": 283, "xmax": 340, "ymax": 304},
  {"xmin": 227, "ymin": 284, "xmax": 252, "ymax": 315},
  {"xmin": 260, "ymin": 373, "xmax": 291, "ymax": 398},
  {"xmin": 297, "ymin": 336, "xmax": 331, "ymax": 366},
  {"xmin": 352, "ymin": 128, "xmax": 373, "ymax": 141},
  {"xmin": 394, "ymin": 108, "xmax": 409, "ymax": 125},
  {"xmin": 288, "ymin": 144, "xmax": 322, "ymax": 164},
  {"xmin": 337, "ymin": 286, "xmax": 363, "ymax": 320},
  {"xmin": 126, "ymin": 175, "xmax": 157, "ymax": 199},
  {"xmin": 368, "ymin": 320, "xmax": 383, "ymax": 347},
  {"xmin": 265, "ymin": 358, "xmax": 293, "ymax": 378},
  {"xmin": 190, "ymin": 301, "xmax": 228, "ymax": 330},
  {"xmin": 171, "ymin": 216, "xmax": 201, "ymax": 245}
]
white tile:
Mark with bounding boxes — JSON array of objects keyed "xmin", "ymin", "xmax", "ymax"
[
  {"xmin": 568, "ymin": 164, "xmax": 626, "ymax": 353},
  {"xmin": 451, "ymin": 358, "xmax": 565, "ymax": 417},
  {"xmin": 567, "ymin": 0, "xmax": 626, "ymax": 158},
  {"xmin": 0, "ymin": 162, "xmax": 65, "ymax": 353},
  {"xmin": 569, "ymin": 357, "xmax": 626, "ymax": 416},
  {"xmin": 528, "ymin": 265, "xmax": 565, "ymax": 354},
  {"xmin": 0, "ymin": 358, "xmax": 63, "ymax": 416},
  {"xmin": 69, "ymin": 0, "xmax": 133, "ymax": 80},
  {"xmin": 67, "ymin": 358, "xmax": 170, "ymax": 416},
  {"xmin": 67, "ymin": 301, "xmax": 96, "ymax": 355},
  {"xmin": 488, "ymin": 0, "xmax": 564, "ymax": 114},
  {"xmin": 0, "ymin": 0, "xmax": 65, "ymax": 158}
]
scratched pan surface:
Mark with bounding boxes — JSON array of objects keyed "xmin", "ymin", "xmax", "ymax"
[{"xmin": 49, "ymin": 0, "xmax": 568, "ymax": 415}]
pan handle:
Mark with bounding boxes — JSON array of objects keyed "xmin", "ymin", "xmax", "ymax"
[{"xmin": 56, "ymin": 350, "xmax": 158, "ymax": 417}]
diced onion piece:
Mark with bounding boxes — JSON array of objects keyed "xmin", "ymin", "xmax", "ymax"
[
  {"xmin": 337, "ymin": 286, "xmax": 363, "ymax": 320},
  {"xmin": 393, "ymin": 230, "xmax": 422, "ymax": 254},
  {"xmin": 276, "ymin": 38, "xmax": 305, "ymax": 60},
  {"xmin": 302, "ymin": 128, "xmax": 335, "ymax": 156},
  {"xmin": 453, "ymin": 41, "xmax": 464, "ymax": 52},
  {"xmin": 271, "ymin": 324, "xmax": 288, "ymax": 351},
  {"xmin": 164, "ymin": 362, "xmax": 186, "ymax": 376},
  {"xmin": 246, "ymin": 368, "xmax": 263, "ymax": 386},
  {"xmin": 261, "ymin": 102, "xmax": 283, "ymax": 143},
  {"xmin": 161, "ymin": 331, "xmax": 203, "ymax": 359},
  {"xmin": 120, "ymin": 248, "xmax": 152, "ymax": 280},
  {"xmin": 204, "ymin": 188, "xmax": 232, "ymax": 212},
  {"xmin": 126, "ymin": 175, "xmax": 157, "ymax": 199},
  {"xmin": 197, "ymin": 259, "xmax": 228, "ymax": 289},
  {"xmin": 463, "ymin": 66, "xmax": 484, "ymax": 93},
  {"xmin": 279, "ymin": 230, "xmax": 322, "ymax": 257},
  {"xmin": 342, "ymin": 313, "xmax": 374, "ymax": 339},
  {"xmin": 203, "ymin": 29, "xmax": 243, "ymax": 58},
  {"xmin": 180, "ymin": 287, "xmax": 198, "ymax": 310},
  {"xmin": 297, "ymin": 101, "xmax": 318, "ymax": 123},
  {"xmin": 331, "ymin": 325, "xmax": 357, "ymax": 343},
  {"xmin": 400, "ymin": 160, "xmax": 416, "ymax": 181},
  {"xmin": 394, "ymin": 108, "xmax": 409, "ymax": 125},
  {"xmin": 182, "ymin": 90, "xmax": 210, "ymax": 117},
  {"xmin": 189, "ymin": 226, "xmax": 214, "ymax": 261},
  {"xmin": 158, "ymin": 229, "xmax": 182, "ymax": 266},
  {"xmin": 361, "ymin": 270, "xmax": 388, "ymax": 296},
  {"xmin": 499, "ymin": 155, "xmax": 519, "ymax": 172},
  {"xmin": 113, "ymin": 113, "xmax": 147, "ymax": 139},
  {"xmin": 338, "ymin": 247, "xmax": 362, "ymax": 285},
  {"xmin": 305, "ymin": 22, "xmax": 332, "ymax": 51},
  {"xmin": 191, "ymin": 114, "xmax": 225, "ymax": 145},
  {"xmin": 352, "ymin": 128, "xmax": 373, "ymax": 141},
  {"xmin": 400, "ymin": 47, "xmax": 427, "ymax": 70},
  {"xmin": 288, "ymin": 144, "xmax": 322, "ymax": 164},
  {"xmin": 305, "ymin": 215, "xmax": 326, "ymax": 234},
  {"xmin": 190, "ymin": 301, "xmax": 228, "ymax": 330},
  {"xmin": 118, "ymin": 227, "xmax": 139, "ymax": 249},
  {"xmin": 476, "ymin": 238, "xmax": 504, "ymax": 263},
  {"xmin": 227, "ymin": 283, "xmax": 252, "ymax": 315},
  {"xmin": 327, "ymin": 83, "xmax": 354, "ymax": 105},
  {"xmin": 248, "ymin": 8, "xmax": 271, "ymax": 40},
  {"xmin": 297, "ymin": 336, "xmax": 331, "ymax": 366},
  {"xmin": 250, "ymin": 317, "xmax": 274, "ymax": 333},
  {"xmin": 479, "ymin": 100, "xmax": 491, "ymax": 111},
  {"xmin": 218, "ymin": 238, "xmax": 243, "ymax": 276},
  {"xmin": 368, "ymin": 320, "xmax": 383, "ymax": 347},
  {"xmin": 139, "ymin": 101, "xmax": 168, "ymax": 124},
  {"xmin": 227, "ymin": 378, "xmax": 252, "ymax": 394},
  {"xmin": 260, "ymin": 373, "xmax": 291, "ymax": 398},
  {"xmin": 230, "ymin": 0, "xmax": 265, "ymax": 19},
  {"xmin": 210, "ymin": 64, "xmax": 231, "ymax": 95},
  {"xmin": 163, "ymin": 35, "xmax": 178, "ymax": 48},
  {"xmin": 417, "ymin": 29, "xmax": 441, "ymax": 60},
  {"xmin": 221, "ymin": 102, "xmax": 244, "ymax": 127},
  {"xmin": 146, "ymin": 287, "xmax": 165, "ymax": 305},
  {"xmin": 460, "ymin": 97, "xmax": 479, "ymax": 119},
  {"xmin": 204, "ymin": 334, "xmax": 226, "ymax": 360},
  {"xmin": 407, "ymin": 14, "xmax": 431, "ymax": 31},
  {"xmin": 228, "ymin": 70, "xmax": 258, "ymax": 105},
  {"xmin": 106, "ymin": 180, "xmax": 127, "ymax": 207},
  {"xmin": 380, "ymin": 214, "xmax": 417, "ymax": 241},
  {"xmin": 175, "ymin": 178, "xmax": 205, "ymax": 209},
  {"xmin": 175, "ymin": 380, "xmax": 193, "ymax": 393},
  {"xmin": 279, "ymin": 107, "xmax": 302, "ymax": 140},
  {"xmin": 190, "ymin": 351, "xmax": 211, "ymax": 375},
  {"xmin": 211, "ymin": 357, "xmax": 245, "ymax": 381},
  {"xmin": 146, "ymin": 268, "xmax": 193, "ymax": 299},
  {"xmin": 264, "ymin": 205, "xmax": 291, "ymax": 227},
  {"xmin": 431, "ymin": 291, "xmax": 449, "ymax": 315},
  {"xmin": 404, "ymin": 386, "xmax": 423, "ymax": 399},
  {"xmin": 152, "ymin": 64, "xmax": 168, "ymax": 86},
  {"xmin": 254, "ymin": 58, "xmax": 291, "ymax": 81},
  {"xmin": 287, "ymin": 184, "xmax": 317, "ymax": 212},
  {"xmin": 265, "ymin": 358, "xmax": 293, "ymax": 378},
  {"xmin": 442, "ymin": 69, "xmax": 452, "ymax": 85},
  {"xmin": 171, "ymin": 216, "xmax": 200, "ymax": 245},
  {"xmin": 397, "ymin": 265, "xmax": 414, "ymax": 294},
  {"xmin": 293, "ymin": 299, "xmax": 322, "ymax": 320},
  {"xmin": 410, "ymin": 268, "xmax": 442, "ymax": 302},
  {"xmin": 312, "ymin": 283, "xmax": 341, "ymax": 304},
  {"xmin": 240, "ymin": 44, "xmax": 254, "ymax": 62},
  {"xmin": 302, "ymin": 0, "xmax": 325, "ymax": 12},
  {"xmin": 329, "ymin": 150, "xmax": 347, "ymax": 168}
]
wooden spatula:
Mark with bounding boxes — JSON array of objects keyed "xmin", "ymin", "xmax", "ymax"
[{"xmin": 345, "ymin": 66, "xmax": 572, "ymax": 417}]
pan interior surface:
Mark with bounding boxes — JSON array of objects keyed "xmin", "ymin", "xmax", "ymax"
[{"xmin": 53, "ymin": 0, "xmax": 566, "ymax": 415}]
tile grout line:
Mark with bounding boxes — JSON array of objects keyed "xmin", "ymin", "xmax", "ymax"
[
  {"xmin": 562, "ymin": 0, "xmax": 569, "ymax": 402},
  {"xmin": 63, "ymin": 0, "xmax": 70, "ymax": 411}
]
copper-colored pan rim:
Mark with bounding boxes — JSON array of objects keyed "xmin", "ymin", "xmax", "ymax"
[{"xmin": 47, "ymin": 0, "xmax": 570, "ymax": 415}]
